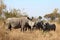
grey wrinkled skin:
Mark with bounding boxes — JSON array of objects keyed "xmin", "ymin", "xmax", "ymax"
[
  {"xmin": 4, "ymin": 17, "xmax": 29, "ymax": 31},
  {"xmin": 4, "ymin": 17, "xmax": 35, "ymax": 32}
]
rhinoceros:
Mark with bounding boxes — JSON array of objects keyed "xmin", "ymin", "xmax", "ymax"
[{"xmin": 4, "ymin": 17, "xmax": 35, "ymax": 32}]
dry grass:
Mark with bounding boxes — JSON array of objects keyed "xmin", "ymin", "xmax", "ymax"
[{"xmin": 0, "ymin": 20, "xmax": 60, "ymax": 40}]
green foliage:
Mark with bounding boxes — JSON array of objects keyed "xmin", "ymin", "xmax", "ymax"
[
  {"xmin": 44, "ymin": 8, "xmax": 60, "ymax": 21},
  {"xmin": 4, "ymin": 9, "xmax": 29, "ymax": 18},
  {"xmin": 38, "ymin": 16, "xmax": 42, "ymax": 19},
  {"xmin": 4, "ymin": 9, "xmax": 18, "ymax": 18}
]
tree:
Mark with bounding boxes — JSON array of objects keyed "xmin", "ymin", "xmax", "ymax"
[
  {"xmin": 38, "ymin": 16, "xmax": 42, "ymax": 20},
  {"xmin": 4, "ymin": 9, "xmax": 19, "ymax": 18},
  {"xmin": 44, "ymin": 8, "xmax": 60, "ymax": 21},
  {"xmin": 0, "ymin": 0, "xmax": 6, "ymax": 16},
  {"xmin": 4, "ymin": 8, "xmax": 25, "ymax": 18}
]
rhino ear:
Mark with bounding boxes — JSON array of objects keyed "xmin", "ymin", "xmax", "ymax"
[
  {"xmin": 27, "ymin": 17, "xmax": 29, "ymax": 19},
  {"xmin": 27, "ymin": 17, "xmax": 30, "ymax": 20}
]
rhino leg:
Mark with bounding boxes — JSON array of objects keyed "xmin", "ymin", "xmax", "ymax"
[
  {"xmin": 8, "ymin": 24, "xmax": 12, "ymax": 31},
  {"xmin": 21, "ymin": 26, "xmax": 24, "ymax": 32}
]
